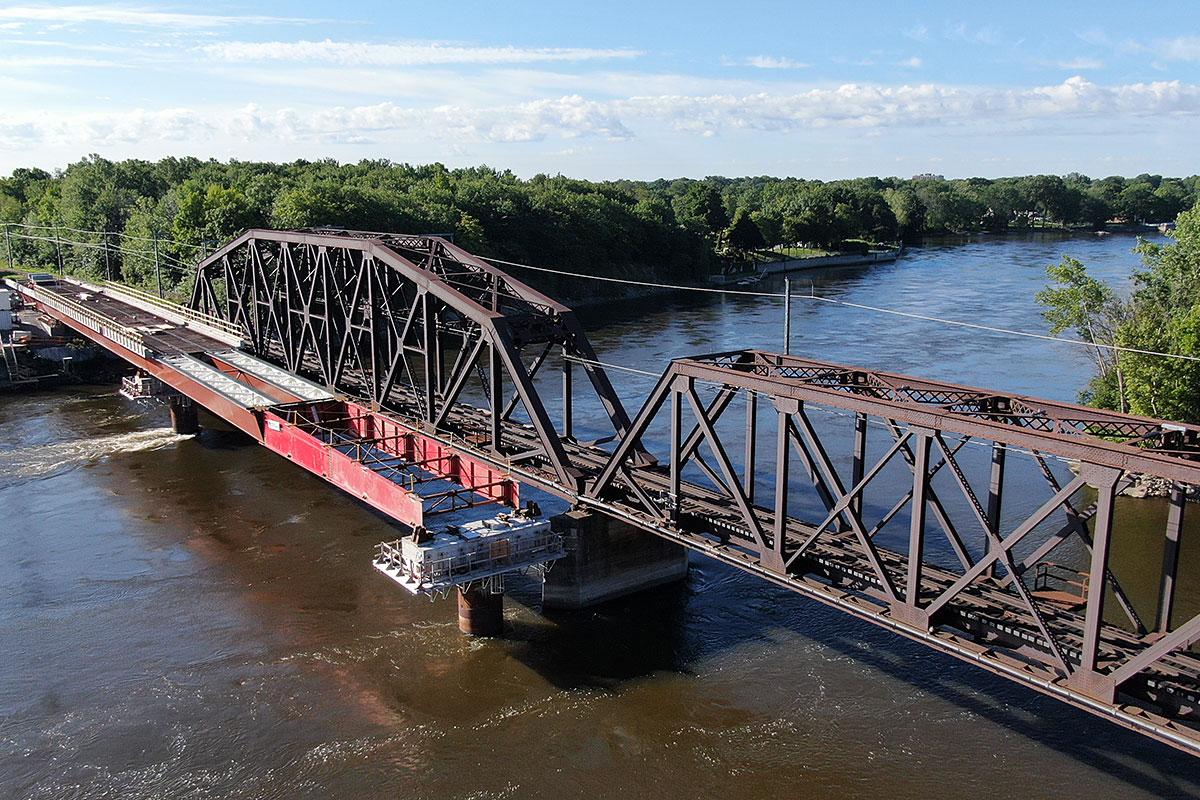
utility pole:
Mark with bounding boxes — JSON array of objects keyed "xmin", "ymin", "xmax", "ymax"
[
  {"xmin": 54, "ymin": 228, "xmax": 64, "ymax": 276},
  {"xmin": 783, "ymin": 276, "xmax": 792, "ymax": 355},
  {"xmin": 153, "ymin": 231, "xmax": 163, "ymax": 299},
  {"xmin": 4, "ymin": 224, "xmax": 13, "ymax": 272},
  {"xmin": 103, "ymin": 234, "xmax": 111, "ymax": 281}
]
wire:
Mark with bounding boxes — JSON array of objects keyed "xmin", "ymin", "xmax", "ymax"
[
  {"xmin": 564, "ymin": 353, "xmax": 660, "ymax": 378},
  {"xmin": 488, "ymin": 253, "xmax": 1200, "ymax": 364},
  {"xmin": 8, "ymin": 221, "xmax": 1197, "ymax": 365},
  {"xmin": 484, "ymin": 255, "xmax": 783, "ymax": 298},
  {"xmin": 802, "ymin": 294, "xmax": 1200, "ymax": 363}
]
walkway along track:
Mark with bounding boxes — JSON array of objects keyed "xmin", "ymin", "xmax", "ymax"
[{"xmin": 11, "ymin": 227, "xmax": 1200, "ymax": 757}]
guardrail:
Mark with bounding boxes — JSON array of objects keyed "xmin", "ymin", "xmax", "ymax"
[
  {"xmin": 6, "ymin": 278, "xmax": 151, "ymax": 359},
  {"xmin": 102, "ymin": 280, "xmax": 244, "ymax": 343},
  {"xmin": 375, "ymin": 530, "xmax": 564, "ymax": 592}
]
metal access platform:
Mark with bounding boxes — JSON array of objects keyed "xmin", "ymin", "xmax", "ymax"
[{"xmin": 374, "ymin": 510, "xmax": 564, "ymax": 597}]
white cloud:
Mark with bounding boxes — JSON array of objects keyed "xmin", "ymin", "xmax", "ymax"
[
  {"xmin": 0, "ymin": 55, "xmax": 120, "ymax": 69},
  {"xmin": 0, "ymin": 5, "xmax": 310, "ymax": 28},
  {"xmin": 904, "ymin": 24, "xmax": 929, "ymax": 42},
  {"xmin": 0, "ymin": 96, "xmax": 633, "ymax": 149},
  {"xmin": 1055, "ymin": 57, "xmax": 1104, "ymax": 70},
  {"xmin": 897, "ymin": 56, "xmax": 923, "ymax": 68},
  {"xmin": 1161, "ymin": 36, "xmax": 1200, "ymax": 62},
  {"xmin": 199, "ymin": 39, "xmax": 642, "ymax": 66},
  {"xmin": 744, "ymin": 55, "xmax": 808, "ymax": 70},
  {"xmin": 617, "ymin": 76, "xmax": 1200, "ymax": 134},
  {"xmin": 2, "ymin": 77, "xmax": 1197, "ymax": 152}
]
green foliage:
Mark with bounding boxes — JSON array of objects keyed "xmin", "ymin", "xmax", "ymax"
[
  {"xmin": 722, "ymin": 208, "xmax": 765, "ymax": 256},
  {"xmin": 1038, "ymin": 201, "xmax": 1200, "ymax": 421},
  {"xmin": 3, "ymin": 155, "xmax": 1198, "ymax": 304}
]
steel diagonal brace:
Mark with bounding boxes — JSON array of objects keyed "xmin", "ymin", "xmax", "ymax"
[
  {"xmin": 886, "ymin": 423, "xmax": 975, "ymax": 571},
  {"xmin": 585, "ymin": 369, "xmax": 673, "ymax": 498},
  {"xmin": 786, "ymin": 427, "xmax": 911, "ymax": 570},
  {"xmin": 685, "ymin": 385, "xmax": 767, "ymax": 552},
  {"xmin": 1005, "ymin": 451, "xmax": 1146, "ymax": 634},
  {"xmin": 864, "ymin": 435, "xmax": 969, "ymax": 541},
  {"xmin": 792, "ymin": 406, "xmax": 900, "ymax": 601},
  {"xmin": 923, "ymin": 474, "xmax": 1089, "ymax": 672}
]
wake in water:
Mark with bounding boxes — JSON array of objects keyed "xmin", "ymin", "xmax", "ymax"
[{"xmin": 0, "ymin": 428, "xmax": 192, "ymax": 485}]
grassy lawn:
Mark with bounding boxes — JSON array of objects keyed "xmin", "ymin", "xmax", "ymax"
[{"xmin": 763, "ymin": 246, "xmax": 834, "ymax": 260}]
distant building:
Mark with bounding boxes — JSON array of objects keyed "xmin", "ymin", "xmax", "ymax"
[{"xmin": 911, "ymin": 173, "xmax": 945, "ymax": 181}]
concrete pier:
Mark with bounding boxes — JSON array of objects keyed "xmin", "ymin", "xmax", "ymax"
[
  {"xmin": 169, "ymin": 396, "xmax": 199, "ymax": 435},
  {"xmin": 543, "ymin": 509, "xmax": 689, "ymax": 609}
]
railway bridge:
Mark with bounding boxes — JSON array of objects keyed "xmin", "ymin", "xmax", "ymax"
[{"xmin": 9, "ymin": 227, "xmax": 1200, "ymax": 757}]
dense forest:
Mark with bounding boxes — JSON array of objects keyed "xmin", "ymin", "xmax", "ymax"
[{"xmin": 2, "ymin": 155, "xmax": 1199, "ymax": 299}]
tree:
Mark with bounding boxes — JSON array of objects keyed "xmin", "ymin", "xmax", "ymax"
[
  {"xmin": 883, "ymin": 187, "xmax": 925, "ymax": 241},
  {"xmin": 673, "ymin": 182, "xmax": 729, "ymax": 240},
  {"xmin": 1038, "ymin": 200, "xmax": 1200, "ymax": 421},
  {"xmin": 1036, "ymin": 256, "xmax": 1130, "ymax": 411},
  {"xmin": 723, "ymin": 208, "xmax": 765, "ymax": 257}
]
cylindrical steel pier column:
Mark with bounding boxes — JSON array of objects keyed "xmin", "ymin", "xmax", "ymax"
[
  {"xmin": 457, "ymin": 585, "xmax": 503, "ymax": 636},
  {"xmin": 169, "ymin": 397, "xmax": 199, "ymax": 435}
]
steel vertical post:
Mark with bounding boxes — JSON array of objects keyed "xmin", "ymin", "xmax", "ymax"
[
  {"xmin": 851, "ymin": 412, "xmax": 867, "ymax": 519},
  {"xmin": 772, "ymin": 404, "xmax": 791, "ymax": 570},
  {"xmin": 907, "ymin": 431, "xmax": 931, "ymax": 605},
  {"xmin": 1078, "ymin": 467, "xmax": 1119, "ymax": 676},
  {"xmin": 4, "ymin": 224, "xmax": 13, "ymax": 272},
  {"xmin": 1157, "ymin": 483, "xmax": 1186, "ymax": 633},
  {"xmin": 489, "ymin": 339, "xmax": 502, "ymax": 450},
  {"xmin": 54, "ymin": 229, "xmax": 64, "ymax": 276},
  {"xmin": 987, "ymin": 441, "xmax": 1007, "ymax": 578},
  {"xmin": 669, "ymin": 381, "xmax": 682, "ymax": 518},
  {"xmin": 744, "ymin": 390, "xmax": 757, "ymax": 504},
  {"xmin": 783, "ymin": 276, "xmax": 792, "ymax": 355},
  {"xmin": 562, "ymin": 345, "xmax": 573, "ymax": 439}
]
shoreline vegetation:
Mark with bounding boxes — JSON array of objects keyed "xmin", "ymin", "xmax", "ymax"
[
  {"xmin": 1038, "ymin": 199, "xmax": 1200, "ymax": 425},
  {"xmin": 1, "ymin": 156, "xmax": 1196, "ymax": 306}
]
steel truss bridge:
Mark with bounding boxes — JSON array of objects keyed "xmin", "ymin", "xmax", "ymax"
[{"xmin": 10, "ymin": 227, "xmax": 1200, "ymax": 757}]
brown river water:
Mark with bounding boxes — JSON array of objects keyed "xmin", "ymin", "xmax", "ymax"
[{"xmin": 4, "ymin": 231, "xmax": 1200, "ymax": 798}]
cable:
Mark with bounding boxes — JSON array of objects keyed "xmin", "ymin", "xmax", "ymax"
[
  {"xmin": 484, "ymin": 255, "xmax": 783, "ymax": 298},
  {"xmin": 802, "ymin": 294, "xmax": 1200, "ymax": 363},
  {"xmin": 9, "ymin": 221, "xmax": 1197, "ymax": 365},
  {"xmin": 564, "ymin": 353, "xmax": 660, "ymax": 378},
  {"xmin": 6, "ymin": 221, "xmax": 204, "ymax": 251},
  {"xmin": 488, "ymin": 252, "xmax": 1200, "ymax": 365}
]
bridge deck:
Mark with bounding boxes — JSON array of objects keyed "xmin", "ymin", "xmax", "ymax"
[{"xmin": 15, "ymin": 275, "xmax": 1200, "ymax": 754}]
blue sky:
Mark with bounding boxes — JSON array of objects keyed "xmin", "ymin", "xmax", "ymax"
[{"xmin": 1, "ymin": 1, "xmax": 1198, "ymax": 179}]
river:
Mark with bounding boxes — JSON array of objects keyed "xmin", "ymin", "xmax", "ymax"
[{"xmin": 4, "ymin": 231, "xmax": 1200, "ymax": 799}]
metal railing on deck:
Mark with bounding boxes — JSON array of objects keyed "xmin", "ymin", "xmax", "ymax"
[
  {"xmin": 103, "ymin": 280, "xmax": 244, "ymax": 340},
  {"xmin": 7, "ymin": 278, "xmax": 151, "ymax": 359},
  {"xmin": 375, "ymin": 530, "xmax": 564, "ymax": 592}
]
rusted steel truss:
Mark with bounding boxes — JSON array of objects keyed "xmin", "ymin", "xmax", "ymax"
[
  {"xmin": 177, "ymin": 231, "xmax": 1200, "ymax": 754},
  {"xmin": 588, "ymin": 350, "xmax": 1200, "ymax": 751},
  {"xmin": 190, "ymin": 228, "xmax": 633, "ymax": 490}
]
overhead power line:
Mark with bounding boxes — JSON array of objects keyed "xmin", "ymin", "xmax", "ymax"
[
  {"xmin": 486, "ymin": 253, "xmax": 1200, "ymax": 364},
  {"xmin": 6, "ymin": 221, "xmax": 1196, "ymax": 365}
]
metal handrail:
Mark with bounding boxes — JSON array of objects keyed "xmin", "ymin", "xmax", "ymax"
[
  {"xmin": 375, "ymin": 532, "xmax": 563, "ymax": 588},
  {"xmin": 103, "ymin": 280, "xmax": 243, "ymax": 338},
  {"xmin": 12, "ymin": 279, "xmax": 150, "ymax": 358}
]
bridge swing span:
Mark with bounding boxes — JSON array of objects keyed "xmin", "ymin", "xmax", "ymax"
[{"xmin": 9, "ymin": 226, "xmax": 1200, "ymax": 757}]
